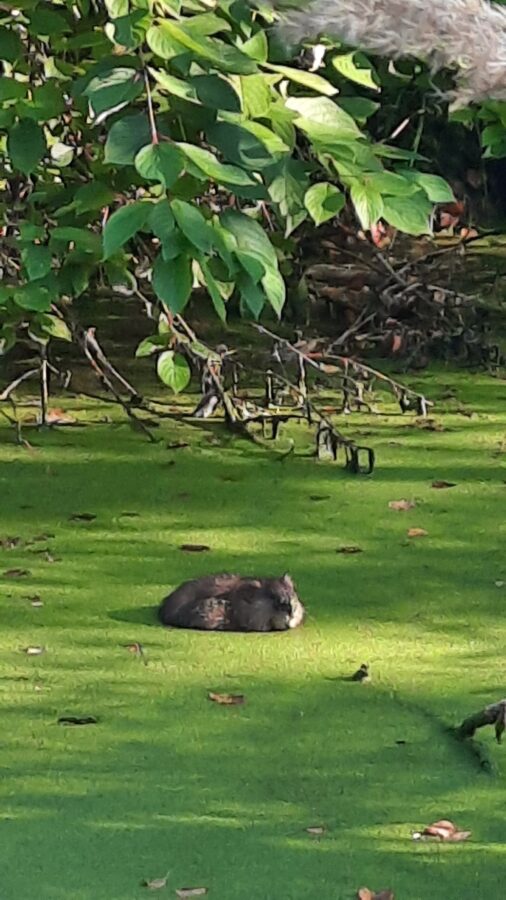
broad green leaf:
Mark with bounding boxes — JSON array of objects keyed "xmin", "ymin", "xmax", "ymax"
[
  {"xmin": 152, "ymin": 253, "xmax": 192, "ymax": 313},
  {"xmin": 367, "ymin": 171, "xmax": 418, "ymax": 196},
  {"xmin": 157, "ymin": 350, "xmax": 191, "ymax": 393},
  {"xmin": 50, "ymin": 143, "xmax": 74, "ymax": 167},
  {"xmin": 206, "ymin": 122, "xmax": 274, "ymax": 170},
  {"xmin": 339, "ymin": 97, "xmax": 380, "ymax": 122},
  {"xmin": 149, "ymin": 69, "xmax": 199, "ymax": 103},
  {"xmin": 103, "ymin": 202, "xmax": 151, "ymax": 259},
  {"xmin": 262, "ymin": 267, "xmax": 285, "ymax": 316},
  {"xmin": 264, "ymin": 64, "xmax": 338, "ymax": 97},
  {"xmin": 304, "ymin": 182, "xmax": 345, "ymax": 225},
  {"xmin": 0, "ymin": 78, "xmax": 28, "ymax": 102},
  {"xmin": 51, "ymin": 227, "xmax": 102, "ymax": 255},
  {"xmin": 241, "ymin": 29, "xmax": 268, "ymax": 63},
  {"xmin": 149, "ymin": 200, "xmax": 176, "ymax": 241},
  {"xmin": 382, "ymin": 193, "xmax": 432, "ymax": 235},
  {"xmin": 22, "ymin": 244, "xmax": 52, "ymax": 281},
  {"xmin": 405, "ymin": 172, "xmax": 454, "ymax": 203},
  {"xmin": 0, "ymin": 26, "xmax": 22, "ymax": 62},
  {"xmin": 135, "ymin": 143, "xmax": 184, "ymax": 188},
  {"xmin": 240, "ymin": 74, "xmax": 271, "ymax": 118},
  {"xmin": 37, "ymin": 314, "xmax": 72, "ymax": 342},
  {"xmin": 135, "ymin": 334, "xmax": 170, "ymax": 357},
  {"xmin": 105, "ymin": 0, "xmax": 129, "ymax": 17},
  {"xmin": 350, "ymin": 181, "xmax": 384, "ymax": 229},
  {"xmin": 236, "ymin": 251, "xmax": 265, "ymax": 283},
  {"xmin": 84, "ymin": 66, "xmax": 143, "ymax": 122},
  {"xmin": 286, "ymin": 96, "xmax": 362, "ymax": 141},
  {"xmin": 199, "ymin": 258, "xmax": 227, "ymax": 321},
  {"xmin": 191, "ymin": 74, "xmax": 241, "ymax": 112},
  {"xmin": 14, "ymin": 284, "xmax": 52, "ymax": 312},
  {"xmin": 171, "ymin": 200, "xmax": 214, "ymax": 253},
  {"xmin": 28, "ymin": 7, "xmax": 71, "ymax": 36},
  {"xmin": 183, "ymin": 12, "xmax": 232, "ymax": 36},
  {"xmin": 75, "ymin": 182, "xmax": 115, "ymax": 213},
  {"xmin": 237, "ymin": 272, "xmax": 265, "ymax": 319},
  {"xmin": 7, "ymin": 120, "xmax": 46, "ymax": 174},
  {"xmin": 105, "ymin": 113, "xmax": 151, "ymax": 165},
  {"xmin": 221, "ymin": 209, "xmax": 278, "ymax": 269},
  {"xmin": 332, "ymin": 53, "xmax": 379, "ymax": 91},
  {"xmin": 176, "ymin": 142, "xmax": 257, "ymax": 186},
  {"xmin": 148, "ymin": 21, "xmax": 257, "ymax": 74}
]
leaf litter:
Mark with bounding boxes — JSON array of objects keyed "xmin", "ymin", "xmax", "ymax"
[
  {"xmin": 407, "ymin": 528, "xmax": 428, "ymax": 538},
  {"xmin": 176, "ymin": 889, "xmax": 208, "ymax": 898},
  {"xmin": 357, "ymin": 889, "xmax": 394, "ymax": 900},
  {"xmin": 412, "ymin": 819, "xmax": 471, "ymax": 842},
  {"xmin": 208, "ymin": 692, "xmax": 244, "ymax": 706},
  {"xmin": 388, "ymin": 499, "xmax": 416, "ymax": 511}
]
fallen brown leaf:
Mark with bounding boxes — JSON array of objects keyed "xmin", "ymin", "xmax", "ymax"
[
  {"xmin": 23, "ymin": 646, "xmax": 45, "ymax": 656},
  {"xmin": 4, "ymin": 568, "xmax": 31, "ymax": 578},
  {"xmin": 0, "ymin": 536, "xmax": 23, "ymax": 549},
  {"xmin": 431, "ymin": 480, "xmax": 456, "ymax": 489},
  {"xmin": 388, "ymin": 499, "xmax": 416, "ymax": 511},
  {"xmin": 407, "ymin": 528, "xmax": 428, "ymax": 538},
  {"xmin": 46, "ymin": 408, "xmax": 76, "ymax": 425},
  {"xmin": 143, "ymin": 873, "xmax": 169, "ymax": 890},
  {"xmin": 69, "ymin": 512, "xmax": 96, "ymax": 522},
  {"xmin": 306, "ymin": 826, "xmax": 326, "ymax": 835},
  {"xmin": 357, "ymin": 889, "xmax": 394, "ymax": 900},
  {"xmin": 336, "ymin": 545, "xmax": 363, "ymax": 554},
  {"xmin": 175, "ymin": 890, "xmax": 208, "ymax": 898},
  {"xmin": 180, "ymin": 544, "xmax": 210, "ymax": 553},
  {"xmin": 208, "ymin": 692, "xmax": 244, "ymax": 706},
  {"xmin": 413, "ymin": 819, "xmax": 471, "ymax": 842}
]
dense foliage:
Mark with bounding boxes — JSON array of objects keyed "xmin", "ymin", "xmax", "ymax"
[{"xmin": 0, "ymin": 0, "xmax": 504, "ymax": 390}]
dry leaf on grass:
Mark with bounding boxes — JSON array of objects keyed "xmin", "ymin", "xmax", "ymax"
[
  {"xmin": 23, "ymin": 646, "xmax": 45, "ymax": 656},
  {"xmin": 69, "ymin": 512, "xmax": 96, "ymax": 522},
  {"xmin": 431, "ymin": 480, "xmax": 456, "ymax": 489},
  {"xmin": 208, "ymin": 692, "xmax": 244, "ymax": 706},
  {"xmin": 337, "ymin": 545, "xmax": 363, "ymax": 554},
  {"xmin": 306, "ymin": 826, "xmax": 326, "ymax": 835},
  {"xmin": 58, "ymin": 716, "xmax": 98, "ymax": 726},
  {"xmin": 4, "ymin": 568, "xmax": 31, "ymax": 578},
  {"xmin": 180, "ymin": 544, "xmax": 210, "ymax": 553},
  {"xmin": 357, "ymin": 888, "xmax": 394, "ymax": 900},
  {"xmin": 46, "ymin": 408, "xmax": 76, "ymax": 425},
  {"xmin": 407, "ymin": 528, "xmax": 428, "ymax": 538},
  {"xmin": 389, "ymin": 499, "xmax": 416, "ymax": 511},
  {"xmin": 413, "ymin": 820, "xmax": 471, "ymax": 842},
  {"xmin": 0, "ymin": 536, "xmax": 23, "ymax": 549},
  {"xmin": 143, "ymin": 873, "xmax": 169, "ymax": 890},
  {"xmin": 176, "ymin": 889, "xmax": 208, "ymax": 898}
]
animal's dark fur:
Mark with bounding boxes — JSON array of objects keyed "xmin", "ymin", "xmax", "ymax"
[{"xmin": 158, "ymin": 573, "xmax": 305, "ymax": 632}]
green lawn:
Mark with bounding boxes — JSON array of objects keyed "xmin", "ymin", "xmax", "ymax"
[{"xmin": 1, "ymin": 369, "xmax": 505, "ymax": 899}]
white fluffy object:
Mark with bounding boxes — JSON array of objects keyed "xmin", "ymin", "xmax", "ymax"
[{"xmin": 275, "ymin": 0, "xmax": 506, "ymax": 106}]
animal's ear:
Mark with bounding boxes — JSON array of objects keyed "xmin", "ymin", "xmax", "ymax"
[{"xmin": 281, "ymin": 573, "xmax": 295, "ymax": 590}]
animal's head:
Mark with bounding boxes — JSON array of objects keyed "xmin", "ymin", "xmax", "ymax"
[{"xmin": 272, "ymin": 573, "xmax": 305, "ymax": 629}]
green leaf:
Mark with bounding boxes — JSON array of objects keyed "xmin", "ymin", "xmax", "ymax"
[
  {"xmin": 264, "ymin": 64, "xmax": 338, "ymax": 97},
  {"xmin": 221, "ymin": 209, "xmax": 278, "ymax": 270},
  {"xmin": 199, "ymin": 258, "xmax": 227, "ymax": 322},
  {"xmin": 149, "ymin": 68, "xmax": 199, "ymax": 103},
  {"xmin": 51, "ymin": 227, "xmax": 102, "ymax": 255},
  {"xmin": 149, "ymin": 200, "xmax": 176, "ymax": 242},
  {"xmin": 236, "ymin": 251, "xmax": 265, "ymax": 283},
  {"xmin": 191, "ymin": 74, "xmax": 241, "ymax": 112},
  {"xmin": 135, "ymin": 334, "xmax": 170, "ymax": 357},
  {"xmin": 405, "ymin": 172, "xmax": 455, "ymax": 203},
  {"xmin": 237, "ymin": 273, "xmax": 265, "ymax": 319},
  {"xmin": 239, "ymin": 74, "xmax": 272, "ymax": 118},
  {"xmin": 152, "ymin": 254, "xmax": 193, "ymax": 313},
  {"xmin": 7, "ymin": 120, "xmax": 46, "ymax": 175},
  {"xmin": 285, "ymin": 96, "xmax": 362, "ymax": 142},
  {"xmin": 75, "ymin": 182, "xmax": 115, "ymax": 213},
  {"xmin": 105, "ymin": 0, "xmax": 129, "ymax": 17},
  {"xmin": 338, "ymin": 97, "xmax": 380, "ymax": 122},
  {"xmin": 37, "ymin": 314, "xmax": 72, "ymax": 342},
  {"xmin": 13, "ymin": 284, "xmax": 52, "ymax": 312},
  {"xmin": 51, "ymin": 143, "xmax": 74, "ymax": 167},
  {"xmin": 206, "ymin": 122, "xmax": 274, "ymax": 170},
  {"xmin": 28, "ymin": 7, "xmax": 70, "ymax": 36},
  {"xmin": 350, "ymin": 181, "xmax": 384, "ymax": 229},
  {"xmin": 332, "ymin": 53, "xmax": 379, "ymax": 91},
  {"xmin": 183, "ymin": 12, "xmax": 231, "ymax": 36},
  {"xmin": 262, "ymin": 267, "xmax": 285, "ymax": 316},
  {"xmin": 0, "ymin": 78, "xmax": 28, "ymax": 102},
  {"xmin": 240, "ymin": 30, "xmax": 268, "ymax": 63},
  {"xmin": 157, "ymin": 350, "xmax": 191, "ymax": 393},
  {"xmin": 105, "ymin": 113, "xmax": 152, "ymax": 165},
  {"xmin": 176, "ymin": 142, "xmax": 257, "ymax": 186},
  {"xmin": 0, "ymin": 26, "xmax": 23, "ymax": 62},
  {"xmin": 84, "ymin": 66, "xmax": 143, "ymax": 122},
  {"xmin": 103, "ymin": 202, "xmax": 151, "ymax": 259},
  {"xmin": 171, "ymin": 200, "xmax": 214, "ymax": 253},
  {"xmin": 22, "ymin": 245, "xmax": 52, "ymax": 281},
  {"xmin": 304, "ymin": 182, "xmax": 345, "ymax": 225},
  {"xmin": 366, "ymin": 171, "xmax": 418, "ymax": 196},
  {"xmin": 382, "ymin": 193, "xmax": 432, "ymax": 235},
  {"xmin": 148, "ymin": 21, "xmax": 257, "ymax": 74},
  {"xmin": 135, "ymin": 143, "xmax": 184, "ymax": 188}
]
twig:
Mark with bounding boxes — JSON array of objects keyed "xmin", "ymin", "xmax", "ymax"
[{"xmin": 0, "ymin": 368, "xmax": 39, "ymax": 401}]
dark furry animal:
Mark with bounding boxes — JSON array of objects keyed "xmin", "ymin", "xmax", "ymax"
[{"xmin": 158, "ymin": 573, "xmax": 305, "ymax": 632}]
